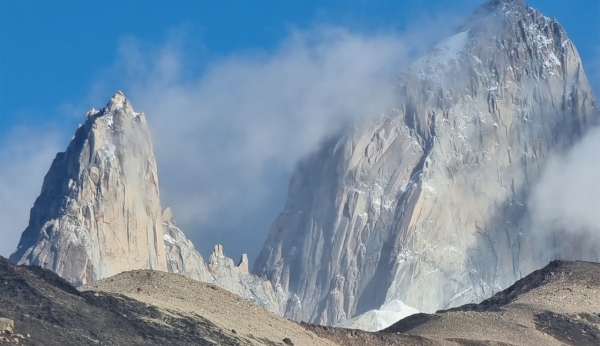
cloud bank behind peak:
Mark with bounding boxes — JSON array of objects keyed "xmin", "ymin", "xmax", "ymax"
[{"xmin": 108, "ymin": 26, "xmax": 447, "ymax": 260}]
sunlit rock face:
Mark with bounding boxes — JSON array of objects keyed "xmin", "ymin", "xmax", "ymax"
[
  {"xmin": 10, "ymin": 92, "xmax": 167, "ymax": 286},
  {"xmin": 254, "ymin": 0, "xmax": 598, "ymax": 326}
]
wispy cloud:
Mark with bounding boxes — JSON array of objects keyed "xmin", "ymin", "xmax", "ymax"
[
  {"xmin": 125, "ymin": 28, "xmax": 411, "ymax": 259},
  {"xmin": 529, "ymin": 126, "xmax": 600, "ymax": 261},
  {"xmin": 0, "ymin": 127, "xmax": 65, "ymax": 257},
  {"xmin": 96, "ymin": 23, "xmax": 460, "ymax": 260}
]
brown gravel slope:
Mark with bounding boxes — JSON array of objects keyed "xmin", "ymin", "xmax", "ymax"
[
  {"xmin": 3, "ymin": 255, "xmax": 598, "ymax": 346},
  {"xmin": 0, "ymin": 256, "xmax": 244, "ymax": 345},
  {"xmin": 82, "ymin": 270, "xmax": 341, "ymax": 346},
  {"xmin": 82, "ymin": 270, "xmax": 448, "ymax": 346},
  {"xmin": 0, "ymin": 253, "xmax": 437, "ymax": 346},
  {"xmin": 383, "ymin": 260, "xmax": 600, "ymax": 346}
]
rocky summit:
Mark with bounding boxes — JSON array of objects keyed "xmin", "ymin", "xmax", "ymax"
[
  {"xmin": 10, "ymin": 92, "xmax": 167, "ymax": 286},
  {"xmin": 254, "ymin": 0, "xmax": 598, "ymax": 327},
  {"xmin": 8, "ymin": 92, "xmax": 278, "ymax": 312}
]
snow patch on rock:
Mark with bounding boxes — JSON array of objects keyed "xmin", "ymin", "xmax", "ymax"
[
  {"xmin": 412, "ymin": 31, "xmax": 469, "ymax": 79},
  {"xmin": 336, "ymin": 300, "xmax": 420, "ymax": 332}
]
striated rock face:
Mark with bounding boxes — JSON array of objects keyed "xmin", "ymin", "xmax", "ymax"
[
  {"xmin": 255, "ymin": 0, "xmax": 598, "ymax": 326},
  {"xmin": 163, "ymin": 208, "xmax": 280, "ymax": 313},
  {"xmin": 10, "ymin": 91, "xmax": 167, "ymax": 286}
]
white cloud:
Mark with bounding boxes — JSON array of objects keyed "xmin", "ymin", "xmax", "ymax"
[
  {"xmin": 97, "ymin": 25, "xmax": 457, "ymax": 260},
  {"xmin": 529, "ymin": 126, "xmax": 600, "ymax": 261},
  {"xmin": 0, "ymin": 127, "xmax": 65, "ymax": 257}
]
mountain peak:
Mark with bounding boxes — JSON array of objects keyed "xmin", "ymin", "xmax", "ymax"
[
  {"xmin": 410, "ymin": 0, "xmax": 569, "ymax": 84},
  {"xmin": 488, "ymin": 0, "xmax": 525, "ymax": 6},
  {"xmin": 105, "ymin": 90, "xmax": 132, "ymax": 113},
  {"xmin": 10, "ymin": 93, "xmax": 166, "ymax": 286},
  {"xmin": 458, "ymin": 0, "xmax": 532, "ymax": 33},
  {"xmin": 480, "ymin": 0, "xmax": 527, "ymax": 13},
  {"xmin": 254, "ymin": 0, "xmax": 597, "ymax": 327}
]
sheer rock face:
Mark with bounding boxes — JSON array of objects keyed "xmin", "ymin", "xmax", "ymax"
[
  {"xmin": 163, "ymin": 209, "xmax": 280, "ymax": 313},
  {"xmin": 254, "ymin": 0, "xmax": 598, "ymax": 326},
  {"xmin": 10, "ymin": 92, "xmax": 167, "ymax": 286}
]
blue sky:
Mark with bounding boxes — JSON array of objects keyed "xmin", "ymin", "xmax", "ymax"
[
  {"xmin": 1, "ymin": 0, "xmax": 598, "ymax": 133},
  {"xmin": 1, "ymin": 0, "xmax": 599, "ymax": 260}
]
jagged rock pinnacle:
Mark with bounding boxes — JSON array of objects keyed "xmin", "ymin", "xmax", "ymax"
[
  {"xmin": 238, "ymin": 254, "xmax": 249, "ymax": 274},
  {"xmin": 10, "ymin": 93, "xmax": 167, "ymax": 286},
  {"xmin": 162, "ymin": 215, "xmax": 280, "ymax": 312}
]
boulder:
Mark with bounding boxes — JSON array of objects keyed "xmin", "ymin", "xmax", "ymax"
[{"xmin": 0, "ymin": 318, "xmax": 14, "ymax": 334}]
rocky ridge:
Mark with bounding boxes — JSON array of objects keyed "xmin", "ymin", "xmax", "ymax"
[
  {"xmin": 163, "ymin": 208, "xmax": 279, "ymax": 312},
  {"xmin": 255, "ymin": 0, "xmax": 598, "ymax": 326}
]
